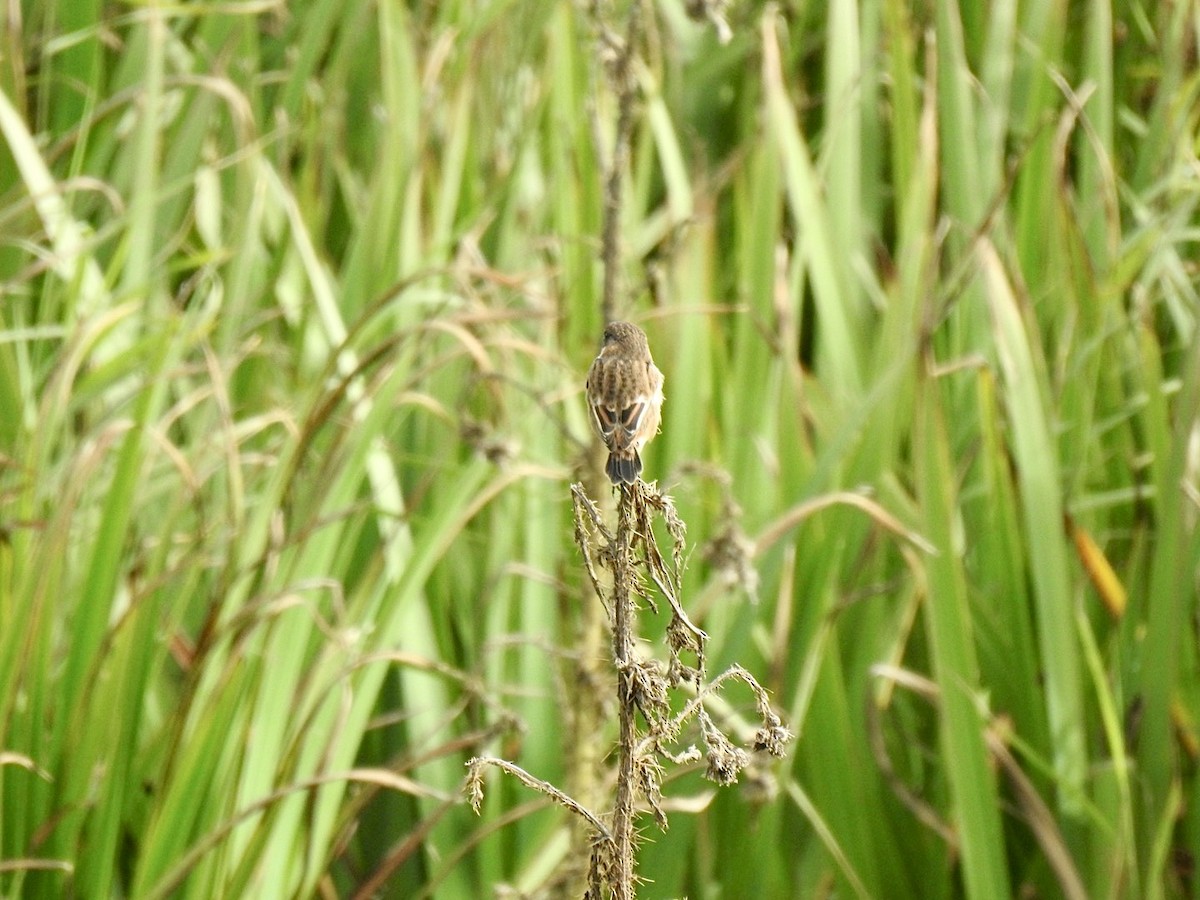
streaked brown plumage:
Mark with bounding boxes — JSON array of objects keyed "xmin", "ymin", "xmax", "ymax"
[{"xmin": 585, "ymin": 321, "xmax": 664, "ymax": 484}]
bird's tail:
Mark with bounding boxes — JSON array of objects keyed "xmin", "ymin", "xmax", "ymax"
[{"xmin": 606, "ymin": 451, "xmax": 642, "ymax": 485}]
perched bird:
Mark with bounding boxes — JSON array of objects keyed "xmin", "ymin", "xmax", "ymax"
[{"xmin": 585, "ymin": 321, "xmax": 665, "ymax": 485}]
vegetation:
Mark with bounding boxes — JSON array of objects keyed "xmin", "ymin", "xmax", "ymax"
[{"xmin": 1, "ymin": 0, "xmax": 1197, "ymax": 897}]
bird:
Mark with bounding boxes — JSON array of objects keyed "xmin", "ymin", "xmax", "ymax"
[{"xmin": 585, "ymin": 321, "xmax": 665, "ymax": 485}]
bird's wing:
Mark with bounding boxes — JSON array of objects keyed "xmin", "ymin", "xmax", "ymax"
[
  {"xmin": 591, "ymin": 395, "xmax": 652, "ymax": 452},
  {"xmin": 587, "ymin": 357, "xmax": 663, "ymax": 452}
]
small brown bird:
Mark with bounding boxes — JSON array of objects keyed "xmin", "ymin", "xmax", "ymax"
[{"xmin": 586, "ymin": 321, "xmax": 665, "ymax": 485}]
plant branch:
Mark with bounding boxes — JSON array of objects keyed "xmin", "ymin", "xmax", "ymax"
[
  {"xmin": 599, "ymin": 0, "xmax": 642, "ymax": 325},
  {"xmin": 465, "ymin": 756, "xmax": 612, "ymax": 842}
]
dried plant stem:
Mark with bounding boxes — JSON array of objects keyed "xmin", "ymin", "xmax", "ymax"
[
  {"xmin": 599, "ymin": 0, "xmax": 642, "ymax": 326},
  {"xmin": 465, "ymin": 756, "xmax": 612, "ymax": 841},
  {"xmin": 610, "ymin": 485, "xmax": 638, "ymax": 899},
  {"xmin": 592, "ymin": 3, "xmax": 644, "ymax": 889},
  {"xmin": 562, "ymin": 480, "xmax": 790, "ymax": 897},
  {"xmin": 569, "ymin": 482, "xmax": 614, "ymax": 895}
]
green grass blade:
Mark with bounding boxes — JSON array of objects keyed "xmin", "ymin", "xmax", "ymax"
[
  {"xmin": 915, "ymin": 379, "xmax": 1012, "ymax": 900},
  {"xmin": 980, "ymin": 240, "xmax": 1085, "ymax": 815}
]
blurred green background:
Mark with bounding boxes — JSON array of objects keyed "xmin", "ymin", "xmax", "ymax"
[{"xmin": 1, "ymin": 0, "xmax": 1198, "ymax": 897}]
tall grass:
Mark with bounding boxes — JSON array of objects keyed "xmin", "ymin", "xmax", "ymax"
[{"xmin": 1, "ymin": 0, "xmax": 1197, "ymax": 897}]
